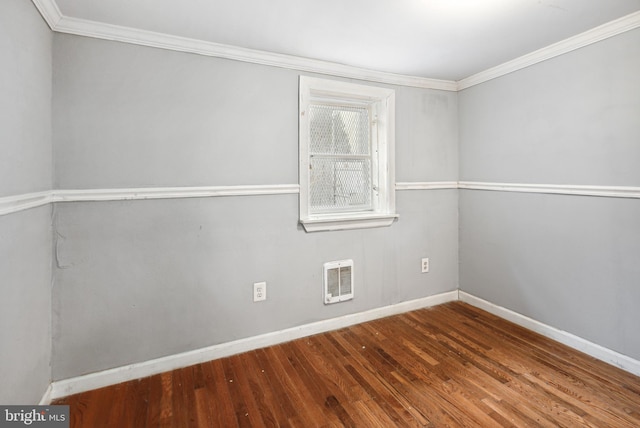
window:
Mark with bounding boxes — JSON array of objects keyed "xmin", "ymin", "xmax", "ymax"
[{"xmin": 299, "ymin": 76, "xmax": 397, "ymax": 232}]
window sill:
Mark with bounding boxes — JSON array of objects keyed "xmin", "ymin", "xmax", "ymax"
[{"xmin": 300, "ymin": 213, "xmax": 399, "ymax": 232}]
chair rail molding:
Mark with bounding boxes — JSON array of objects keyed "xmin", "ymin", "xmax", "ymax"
[
  {"xmin": 3, "ymin": 181, "xmax": 640, "ymax": 216},
  {"xmin": 0, "ymin": 191, "xmax": 52, "ymax": 216},
  {"xmin": 458, "ymin": 181, "xmax": 640, "ymax": 199}
]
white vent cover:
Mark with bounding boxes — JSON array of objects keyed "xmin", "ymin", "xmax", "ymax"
[{"xmin": 324, "ymin": 259, "xmax": 354, "ymax": 304}]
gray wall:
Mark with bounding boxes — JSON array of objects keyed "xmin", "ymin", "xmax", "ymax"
[
  {"xmin": 0, "ymin": 0, "xmax": 52, "ymax": 404},
  {"xmin": 16, "ymin": 3, "xmax": 637, "ymax": 388},
  {"xmin": 52, "ymin": 35, "xmax": 459, "ymax": 380},
  {"xmin": 459, "ymin": 29, "xmax": 640, "ymax": 360}
]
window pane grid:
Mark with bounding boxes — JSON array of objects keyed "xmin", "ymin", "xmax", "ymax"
[
  {"xmin": 309, "ymin": 104, "xmax": 370, "ymax": 156},
  {"xmin": 309, "ymin": 102, "xmax": 372, "ymax": 213},
  {"xmin": 310, "ymin": 157, "xmax": 372, "ymax": 212},
  {"xmin": 299, "ymin": 76, "xmax": 396, "ymax": 232}
]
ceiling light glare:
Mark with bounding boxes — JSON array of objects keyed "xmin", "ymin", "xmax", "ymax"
[{"xmin": 432, "ymin": 0, "xmax": 510, "ymax": 18}]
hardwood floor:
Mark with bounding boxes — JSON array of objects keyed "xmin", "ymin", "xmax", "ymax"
[{"xmin": 53, "ymin": 302, "xmax": 640, "ymax": 427}]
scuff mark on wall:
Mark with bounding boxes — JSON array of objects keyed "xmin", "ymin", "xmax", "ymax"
[
  {"xmin": 53, "ymin": 209, "xmax": 73, "ymax": 270},
  {"xmin": 54, "ymin": 231, "xmax": 73, "ymax": 270}
]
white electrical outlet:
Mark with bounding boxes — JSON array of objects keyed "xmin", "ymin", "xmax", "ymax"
[
  {"xmin": 421, "ymin": 258, "xmax": 429, "ymax": 273},
  {"xmin": 253, "ymin": 282, "xmax": 267, "ymax": 302}
]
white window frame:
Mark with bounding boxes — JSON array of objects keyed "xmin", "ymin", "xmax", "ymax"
[{"xmin": 299, "ymin": 76, "xmax": 397, "ymax": 232}]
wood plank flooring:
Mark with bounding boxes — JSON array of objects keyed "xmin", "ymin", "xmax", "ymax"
[{"xmin": 53, "ymin": 302, "xmax": 640, "ymax": 427}]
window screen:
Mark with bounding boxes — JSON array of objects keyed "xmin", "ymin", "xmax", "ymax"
[{"xmin": 309, "ymin": 104, "xmax": 372, "ymax": 213}]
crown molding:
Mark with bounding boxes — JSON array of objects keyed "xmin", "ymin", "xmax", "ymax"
[
  {"xmin": 458, "ymin": 10, "xmax": 640, "ymax": 90},
  {"xmin": 50, "ymin": 14, "xmax": 457, "ymax": 91},
  {"xmin": 30, "ymin": 1, "xmax": 640, "ymax": 92},
  {"xmin": 30, "ymin": 0, "xmax": 62, "ymax": 29},
  {"xmin": 31, "ymin": 1, "xmax": 640, "ymax": 91}
]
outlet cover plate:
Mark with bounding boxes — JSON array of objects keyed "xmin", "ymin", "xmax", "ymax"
[{"xmin": 254, "ymin": 282, "xmax": 267, "ymax": 302}]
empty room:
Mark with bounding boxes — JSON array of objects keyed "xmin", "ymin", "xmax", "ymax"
[{"xmin": 2, "ymin": 0, "xmax": 640, "ymax": 426}]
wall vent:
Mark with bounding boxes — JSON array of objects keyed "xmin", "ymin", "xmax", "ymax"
[{"xmin": 324, "ymin": 259, "xmax": 354, "ymax": 304}]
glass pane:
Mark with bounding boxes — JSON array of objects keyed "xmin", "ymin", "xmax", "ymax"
[
  {"xmin": 310, "ymin": 157, "xmax": 372, "ymax": 211},
  {"xmin": 309, "ymin": 104, "xmax": 370, "ymax": 155}
]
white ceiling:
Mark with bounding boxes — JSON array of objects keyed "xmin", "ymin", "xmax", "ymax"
[{"xmin": 53, "ymin": 0, "xmax": 640, "ymax": 81}]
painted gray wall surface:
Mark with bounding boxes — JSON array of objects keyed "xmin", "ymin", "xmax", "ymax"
[
  {"xmin": 459, "ymin": 30, "xmax": 640, "ymax": 360},
  {"xmin": 53, "ymin": 35, "xmax": 458, "ymax": 189},
  {"xmin": 52, "ymin": 35, "xmax": 459, "ymax": 379},
  {"xmin": 0, "ymin": 0, "xmax": 52, "ymax": 198},
  {"xmin": 395, "ymin": 86, "xmax": 459, "ymax": 182},
  {"xmin": 459, "ymin": 29, "xmax": 640, "ymax": 185},
  {"xmin": 53, "ymin": 36, "xmax": 297, "ymax": 189},
  {"xmin": 460, "ymin": 191, "xmax": 640, "ymax": 359},
  {"xmin": 0, "ymin": 207, "xmax": 52, "ymax": 404},
  {"xmin": 0, "ymin": 0, "xmax": 52, "ymax": 404}
]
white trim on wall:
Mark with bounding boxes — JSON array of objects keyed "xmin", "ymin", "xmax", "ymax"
[
  {"xmin": 395, "ymin": 181, "xmax": 458, "ymax": 191},
  {"xmin": 0, "ymin": 186, "xmax": 300, "ymax": 216},
  {"xmin": 48, "ymin": 291, "xmax": 459, "ymax": 400},
  {"xmin": 38, "ymin": 384, "xmax": 53, "ymax": 406},
  {"xmin": 459, "ymin": 291, "xmax": 640, "ymax": 377},
  {"xmin": 30, "ymin": 2, "xmax": 640, "ymax": 91},
  {"xmin": 458, "ymin": 181, "xmax": 640, "ymax": 199},
  {"xmin": 0, "ymin": 191, "xmax": 52, "ymax": 216},
  {"xmin": 54, "ymin": 184, "xmax": 300, "ymax": 202},
  {"xmin": 31, "ymin": 0, "xmax": 63, "ymax": 29},
  {"xmin": 43, "ymin": 289, "xmax": 640, "ymax": 403},
  {"xmin": 457, "ymin": 10, "xmax": 640, "ymax": 90},
  {"xmin": 3, "ymin": 181, "xmax": 640, "ymax": 216},
  {"xmin": 45, "ymin": 14, "xmax": 456, "ymax": 91}
]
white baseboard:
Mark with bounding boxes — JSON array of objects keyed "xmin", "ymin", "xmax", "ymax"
[
  {"xmin": 39, "ymin": 383, "xmax": 53, "ymax": 405},
  {"xmin": 48, "ymin": 290, "xmax": 458, "ymax": 401},
  {"xmin": 459, "ymin": 291, "xmax": 640, "ymax": 377},
  {"xmin": 45, "ymin": 289, "xmax": 640, "ymax": 402}
]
